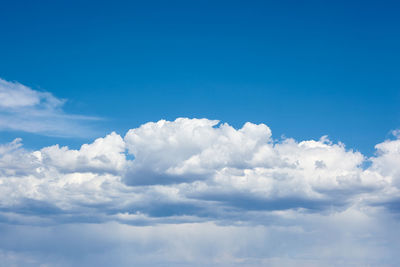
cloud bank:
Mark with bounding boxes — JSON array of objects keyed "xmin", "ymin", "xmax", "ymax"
[
  {"xmin": 0, "ymin": 118, "xmax": 399, "ymax": 266},
  {"xmin": 0, "ymin": 78, "xmax": 98, "ymax": 137}
]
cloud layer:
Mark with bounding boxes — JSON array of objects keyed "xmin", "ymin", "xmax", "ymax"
[
  {"xmin": 0, "ymin": 118, "xmax": 399, "ymax": 266},
  {"xmin": 0, "ymin": 78, "xmax": 98, "ymax": 137}
]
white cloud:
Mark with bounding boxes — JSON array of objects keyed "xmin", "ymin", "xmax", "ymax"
[
  {"xmin": 0, "ymin": 118, "xmax": 400, "ymax": 266},
  {"xmin": 0, "ymin": 78, "xmax": 63, "ymax": 109},
  {"xmin": 0, "ymin": 78, "xmax": 99, "ymax": 137},
  {"xmin": 37, "ymin": 132, "xmax": 127, "ymax": 174},
  {"xmin": 0, "ymin": 118, "xmax": 398, "ymax": 221}
]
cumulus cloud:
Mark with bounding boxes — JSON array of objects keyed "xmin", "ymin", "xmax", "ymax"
[
  {"xmin": 0, "ymin": 118, "xmax": 398, "ymax": 222},
  {"xmin": 0, "ymin": 118, "xmax": 400, "ymax": 266},
  {"xmin": 0, "ymin": 78, "xmax": 99, "ymax": 137}
]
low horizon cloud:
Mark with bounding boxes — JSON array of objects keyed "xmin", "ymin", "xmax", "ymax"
[{"xmin": 0, "ymin": 117, "xmax": 399, "ymax": 266}]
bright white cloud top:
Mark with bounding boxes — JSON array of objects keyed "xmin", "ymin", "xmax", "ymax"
[{"xmin": 0, "ymin": 117, "xmax": 400, "ymax": 266}]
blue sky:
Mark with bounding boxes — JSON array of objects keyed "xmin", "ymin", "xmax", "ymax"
[
  {"xmin": 1, "ymin": 1, "xmax": 400, "ymax": 266},
  {"xmin": 1, "ymin": 0, "xmax": 399, "ymax": 154}
]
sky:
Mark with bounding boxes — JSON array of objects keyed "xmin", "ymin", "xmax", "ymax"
[
  {"xmin": 1, "ymin": 0, "xmax": 399, "ymax": 153},
  {"xmin": 0, "ymin": 1, "xmax": 400, "ymax": 266}
]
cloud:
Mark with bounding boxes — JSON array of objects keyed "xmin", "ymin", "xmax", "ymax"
[
  {"xmin": 0, "ymin": 78, "xmax": 63, "ymax": 109},
  {"xmin": 0, "ymin": 118, "xmax": 400, "ymax": 266},
  {"xmin": 37, "ymin": 132, "xmax": 127, "ymax": 174},
  {"xmin": 0, "ymin": 78, "xmax": 99, "ymax": 137},
  {"xmin": 0, "ymin": 213, "xmax": 399, "ymax": 267},
  {"xmin": 0, "ymin": 118, "xmax": 398, "ymax": 222}
]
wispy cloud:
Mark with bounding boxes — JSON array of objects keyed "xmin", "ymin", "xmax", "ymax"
[{"xmin": 0, "ymin": 78, "xmax": 99, "ymax": 137}]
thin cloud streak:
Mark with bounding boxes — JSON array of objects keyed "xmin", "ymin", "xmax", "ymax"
[{"xmin": 0, "ymin": 78, "xmax": 100, "ymax": 137}]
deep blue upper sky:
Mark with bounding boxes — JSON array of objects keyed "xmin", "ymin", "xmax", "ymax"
[{"xmin": 0, "ymin": 0, "xmax": 399, "ymax": 155}]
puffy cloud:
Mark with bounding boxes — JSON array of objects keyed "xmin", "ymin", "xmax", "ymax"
[
  {"xmin": 124, "ymin": 118, "xmax": 273, "ymax": 185},
  {"xmin": 0, "ymin": 78, "xmax": 99, "ymax": 136},
  {"xmin": 0, "ymin": 138, "xmax": 40, "ymax": 176},
  {"xmin": 366, "ymin": 134, "xmax": 400, "ymax": 213},
  {"xmin": 0, "ymin": 118, "xmax": 400, "ymax": 266},
  {"xmin": 37, "ymin": 132, "xmax": 127, "ymax": 174},
  {"xmin": 0, "ymin": 118, "xmax": 398, "ymax": 223},
  {"xmin": 370, "ymin": 134, "xmax": 400, "ymax": 184},
  {"xmin": 124, "ymin": 119, "xmax": 387, "ymax": 213}
]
